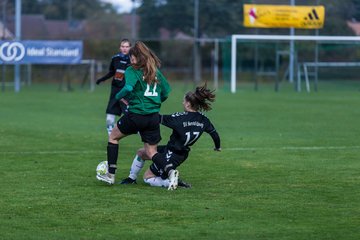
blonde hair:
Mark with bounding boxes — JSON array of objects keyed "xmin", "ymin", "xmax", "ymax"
[
  {"xmin": 129, "ymin": 41, "xmax": 161, "ymax": 84},
  {"xmin": 120, "ymin": 38, "xmax": 131, "ymax": 46}
]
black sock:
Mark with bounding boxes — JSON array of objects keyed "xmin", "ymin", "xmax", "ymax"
[
  {"xmin": 152, "ymin": 152, "xmax": 173, "ymax": 176},
  {"xmin": 107, "ymin": 142, "xmax": 118, "ymax": 174}
]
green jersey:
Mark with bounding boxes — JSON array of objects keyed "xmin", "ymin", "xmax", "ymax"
[{"xmin": 115, "ymin": 66, "xmax": 171, "ymax": 115}]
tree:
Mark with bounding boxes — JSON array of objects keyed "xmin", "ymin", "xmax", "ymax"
[
  {"xmin": 137, "ymin": 0, "xmax": 168, "ymax": 39},
  {"xmin": 11, "ymin": 0, "xmax": 117, "ymax": 20},
  {"xmin": 137, "ymin": 0, "xmax": 245, "ymax": 38},
  {"xmin": 353, "ymin": 2, "xmax": 360, "ymax": 21},
  {"xmin": 137, "ymin": 0, "xmax": 359, "ymax": 39}
]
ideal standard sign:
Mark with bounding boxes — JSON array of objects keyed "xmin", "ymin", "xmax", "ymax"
[{"xmin": 0, "ymin": 40, "xmax": 83, "ymax": 64}]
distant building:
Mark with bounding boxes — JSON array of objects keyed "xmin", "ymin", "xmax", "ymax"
[
  {"xmin": 5, "ymin": 14, "xmax": 84, "ymax": 40},
  {"xmin": 347, "ymin": 20, "xmax": 360, "ymax": 36},
  {"xmin": 2, "ymin": 13, "xmax": 136, "ymax": 40},
  {"xmin": 0, "ymin": 21, "xmax": 14, "ymax": 39},
  {"xmin": 159, "ymin": 28, "xmax": 193, "ymax": 40}
]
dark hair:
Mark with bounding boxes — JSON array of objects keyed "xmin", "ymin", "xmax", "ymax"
[
  {"xmin": 129, "ymin": 41, "xmax": 161, "ymax": 84},
  {"xmin": 185, "ymin": 84, "xmax": 216, "ymax": 111}
]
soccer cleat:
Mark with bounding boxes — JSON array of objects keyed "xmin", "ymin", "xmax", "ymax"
[
  {"xmin": 168, "ymin": 170, "xmax": 179, "ymax": 190},
  {"xmin": 120, "ymin": 177, "xmax": 137, "ymax": 184},
  {"xmin": 178, "ymin": 179, "xmax": 191, "ymax": 188},
  {"xmin": 96, "ymin": 172, "xmax": 115, "ymax": 185}
]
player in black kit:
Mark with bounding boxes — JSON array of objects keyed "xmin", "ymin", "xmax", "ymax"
[
  {"xmin": 96, "ymin": 39, "xmax": 131, "ymax": 135},
  {"xmin": 120, "ymin": 84, "xmax": 221, "ymax": 190}
]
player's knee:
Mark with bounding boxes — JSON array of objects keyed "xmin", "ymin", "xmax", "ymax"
[
  {"xmin": 108, "ymin": 126, "xmax": 123, "ymax": 144},
  {"xmin": 143, "ymin": 143, "xmax": 157, "ymax": 159},
  {"xmin": 136, "ymin": 148, "xmax": 147, "ymax": 159},
  {"xmin": 145, "ymin": 148, "xmax": 157, "ymax": 159}
]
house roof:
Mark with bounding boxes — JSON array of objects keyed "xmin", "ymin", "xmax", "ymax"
[
  {"xmin": 6, "ymin": 14, "xmax": 84, "ymax": 40},
  {"xmin": 0, "ymin": 21, "xmax": 14, "ymax": 39},
  {"xmin": 347, "ymin": 21, "xmax": 360, "ymax": 36}
]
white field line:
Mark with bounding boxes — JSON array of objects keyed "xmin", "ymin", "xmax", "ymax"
[
  {"xmin": 0, "ymin": 146, "xmax": 359, "ymax": 155},
  {"xmin": 0, "ymin": 150, "xmax": 107, "ymax": 155},
  {"xmin": 226, "ymin": 146, "xmax": 360, "ymax": 151}
]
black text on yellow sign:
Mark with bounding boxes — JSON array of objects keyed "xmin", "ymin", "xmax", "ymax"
[{"xmin": 243, "ymin": 4, "xmax": 325, "ymax": 29}]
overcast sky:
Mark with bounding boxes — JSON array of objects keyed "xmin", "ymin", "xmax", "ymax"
[{"xmin": 101, "ymin": 0, "xmax": 139, "ymax": 13}]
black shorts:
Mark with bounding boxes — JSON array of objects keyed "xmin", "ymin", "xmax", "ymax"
[
  {"xmin": 117, "ymin": 112, "xmax": 161, "ymax": 145},
  {"xmin": 149, "ymin": 146, "xmax": 188, "ymax": 179},
  {"xmin": 106, "ymin": 84, "xmax": 127, "ymax": 116}
]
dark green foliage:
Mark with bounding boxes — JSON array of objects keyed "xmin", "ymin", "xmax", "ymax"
[
  {"xmin": 352, "ymin": 0, "xmax": 360, "ymax": 20},
  {"xmin": 138, "ymin": 0, "xmax": 245, "ymax": 38},
  {"xmin": 137, "ymin": 0, "xmax": 359, "ymax": 38},
  {"xmin": 19, "ymin": 0, "xmax": 116, "ymax": 20}
]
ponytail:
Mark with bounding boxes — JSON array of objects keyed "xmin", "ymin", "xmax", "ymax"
[
  {"xmin": 129, "ymin": 41, "xmax": 161, "ymax": 84},
  {"xmin": 185, "ymin": 84, "xmax": 216, "ymax": 111}
]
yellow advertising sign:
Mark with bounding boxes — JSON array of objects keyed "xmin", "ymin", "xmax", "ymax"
[{"xmin": 243, "ymin": 4, "xmax": 325, "ymax": 29}]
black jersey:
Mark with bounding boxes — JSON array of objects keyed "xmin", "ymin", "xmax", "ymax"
[
  {"xmin": 160, "ymin": 111, "xmax": 219, "ymax": 154},
  {"xmin": 97, "ymin": 53, "xmax": 131, "ymax": 115},
  {"xmin": 97, "ymin": 53, "xmax": 131, "ymax": 88}
]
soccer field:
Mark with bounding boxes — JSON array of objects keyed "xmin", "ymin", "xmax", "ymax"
[{"xmin": 0, "ymin": 82, "xmax": 359, "ymax": 240}]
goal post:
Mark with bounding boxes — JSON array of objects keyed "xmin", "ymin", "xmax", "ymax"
[{"xmin": 231, "ymin": 35, "xmax": 360, "ymax": 93}]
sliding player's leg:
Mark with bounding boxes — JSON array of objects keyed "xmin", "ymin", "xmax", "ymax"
[{"xmin": 143, "ymin": 166, "xmax": 170, "ymax": 188}]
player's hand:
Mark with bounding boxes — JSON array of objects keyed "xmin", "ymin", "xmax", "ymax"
[
  {"xmin": 214, "ymin": 147, "xmax": 221, "ymax": 152},
  {"xmin": 96, "ymin": 79, "xmax": 103, "ymax": 85},
  {"xmin": 120, "ymin": 98, "xmax": 128, "ymax": 105}
]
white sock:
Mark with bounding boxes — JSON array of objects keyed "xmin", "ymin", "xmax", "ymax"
[
  {"xmin": 128, "ymin": 155, "xmax": 145, "ymax": 180},
  {"xmin": 144, "ymin": 177, "xmax": 170, "ymax": 188},
  {"xmin": 106, "ymin": 114, "xmax": 115, "ymax": 136}
]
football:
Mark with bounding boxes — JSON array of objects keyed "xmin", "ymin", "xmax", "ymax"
[{"xmin": 96, "ymin": 161, "xmax": 108, "ymax": 175}]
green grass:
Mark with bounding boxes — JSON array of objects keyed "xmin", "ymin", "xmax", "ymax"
[{"xmin": 0, "ymin": 81, "xmax": 359, "ymax": 240}]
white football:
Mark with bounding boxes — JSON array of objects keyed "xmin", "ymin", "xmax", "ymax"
[{"xmin": 96, "ymin": 161, "xmax": 108, "ymax": 175}]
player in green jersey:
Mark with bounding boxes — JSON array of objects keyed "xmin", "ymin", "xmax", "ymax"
[{"xmin": 96, "ymin": 41, "xmax": 171, "ymax": 185}]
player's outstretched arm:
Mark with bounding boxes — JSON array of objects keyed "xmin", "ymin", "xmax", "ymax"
[
  {"xmin": 96, "ymin": 72, "xmax": 114, "ymax": 85},
  {"xmin": 209, "ymin": 130, "xmax": 221, "ymax": 151}
]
